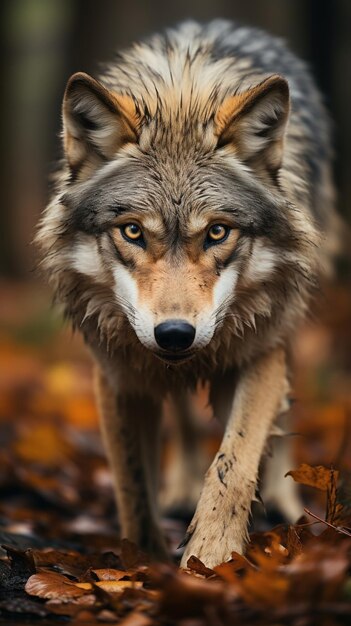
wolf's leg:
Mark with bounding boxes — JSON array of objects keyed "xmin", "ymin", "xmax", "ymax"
[
  {"xmin": 161, "ymin": 392, "xmax": 207, "ymax": 517},
  {"xmin": 261, "ymin": 414, "xmax": 302, "ymax": 522},
  {"xmin": 180, "ymin": 347, "xmax": 288, "ymax": 569},
  {"xmin": 95, "ymin": 367, "xmax": 168, "ymax": 559}
]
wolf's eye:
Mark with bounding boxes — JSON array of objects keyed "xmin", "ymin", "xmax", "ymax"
[
  {"xmin": 206, "ymin": 224, "xmax": 230, "ymax": 246},
  {"xmin": 121, "ymin": 223, "xmax": 143, "ymax": 243}
]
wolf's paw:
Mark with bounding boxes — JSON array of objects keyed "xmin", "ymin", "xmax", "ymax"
[
  {"xmin": 179, "ymin": 498, "xmax": 247, "ymax": 569},
  {"xmin": 179, "ymin": 519, "xmax": 245, "ymax": 569}
]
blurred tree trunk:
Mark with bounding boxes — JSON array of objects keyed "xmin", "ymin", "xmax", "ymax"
[{"xmin": 0, "ymin": 0, "xmax": 73, "ymax": 277}]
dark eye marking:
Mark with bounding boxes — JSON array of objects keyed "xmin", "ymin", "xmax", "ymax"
[{"xmin": 107, "ymin": 231, "xmax": 136, "ymax": 270}]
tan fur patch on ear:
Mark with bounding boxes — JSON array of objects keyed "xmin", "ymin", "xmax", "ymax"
[
  {"xmin": 214, "ymin": 75, "xmax": 290, "ymax": 175},
  {"xmin": 113, "ymin": 93, "xmax": 140, "ymax": 135},
  {"xmin": 214, "ymin": 93, "xmax": 248, "ymax": 137},
  {"xmin": 215, "ymin": 75, "xmax": 289, "ymax": 138},
  {"xmin": 63, "ymin": 72, "xmax": 139, "ymax": 174}
]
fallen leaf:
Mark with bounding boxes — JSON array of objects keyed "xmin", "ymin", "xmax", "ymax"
[
  {"xmin": 186, "ymin": 555, "xmax": 214, "ymax": 577},
  {"xmin": 32, "ymin": 549, "xmax": 92, "ymax": 579},
  {"xmin": 152, "ymin": 564, "xmax": 234, "ymax": 619},
  {"xmin": 286, "ymin": 463, "xmax": 339, "ymax": 492},
  {"xmin": 238, "ymin": 569, "xmax": 289, "ymax": 607},
  {"xmin": 91, "ymin": 567, "xmax": 128, "ymax": 581},
  {"xmin": 25, "ymin": 571, "xmax": 88, "ymax": 601},
  {"xmin": 77, "ymin": 580, "xmax": 143, "ymax": 592}
]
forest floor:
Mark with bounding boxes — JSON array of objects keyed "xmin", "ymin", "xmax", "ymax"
[{"xmin": 0, "ymin": 280, "xmax": 351, "ymax": 625}]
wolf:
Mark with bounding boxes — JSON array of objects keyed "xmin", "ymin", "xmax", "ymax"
[{"xmin": 36, "ymin": 20, "xmax": 339, "ymax": 568}]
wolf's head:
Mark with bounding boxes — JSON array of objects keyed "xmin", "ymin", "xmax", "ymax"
[{"xmin": 38, "ymin": 70, "xmax": 317, "ymax": 364}]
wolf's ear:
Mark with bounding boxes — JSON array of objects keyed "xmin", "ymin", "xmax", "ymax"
[
  {"xmin": 215, "ymin": 75, "xmax": 290, "ymax": 177},
  {"xmin": 63, "ymin": 72, "xmax": 138, "ymax": 175}
]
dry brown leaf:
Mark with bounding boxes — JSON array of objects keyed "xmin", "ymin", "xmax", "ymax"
[
  {"xmin": 214, "ymin": 552, "xmax": 255, "ymax": 584},
  {"xmin": 152, "ymin": 565, "xmax": 234, "ymax": 619},
  {"xmin": 186, "ymin": 555, "xmax": 214, "ymax": 578},
  {"xmin": 97, "ymin": 580, "xmax": 144, "ymax": 593},
  {"xmin": 25, "ymin": 572, "xmax": 88, "ymax": 601},
  {"xmin": 91, "ymin": 567, "xmax": 128, "ymax": 581},
  {"xmin": 77, "ymin": 580, "xmax": 143, "ymax": 592},
  {"xmin": 286, "ymin": 463, "xmax": 339, "ymax": 492},
  {"xmin": 247, "ymin": 533, "xmax": 289, "ymax": 572},
  {"xmin": 32, "ymin": 549, "xmax": 91, "ymax": 579},
  {"xmin": 239, "ymin": 569, "xmax": 289, "ymax": 607}
]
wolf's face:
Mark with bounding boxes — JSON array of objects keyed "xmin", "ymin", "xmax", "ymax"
[
  {"xmin": 57, "ymin": 71, "xmax": 296, "ymax": 363},
  {"xmin": 64, "ymin": 167, "xmax": 238, "ymax": 361},
  {"xmin": 109, "ymin": 207, "xmax": 241, "ymax": 358}
]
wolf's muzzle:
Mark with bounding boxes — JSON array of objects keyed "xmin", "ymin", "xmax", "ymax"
[{"xmin": 154, "ymin": 320, "xmax": 196, "ymax": 353}]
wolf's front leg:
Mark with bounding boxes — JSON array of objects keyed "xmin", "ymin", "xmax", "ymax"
[
  {"xmin": 180, "ymin": 347, "xmax": 289, "ymax": 569},
  {"xmin": 95, "ymin": 367, "xmax": 168, "ymax": 560}
]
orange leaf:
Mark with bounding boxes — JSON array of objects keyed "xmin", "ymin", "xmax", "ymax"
[
  {"xmin": 77, "ymin": 580, "xmax": 143, "ymax": 592},
  {"xmin": 91, "ymin": 568, "xmax": 128, "ymax": 581},
  {"xmin": 286, "ymin": 463, "xmax": 339, "ymax": 492},
  {"xmin": 239, "ymin": 570, "xmax": 289, "ymax": 607}
]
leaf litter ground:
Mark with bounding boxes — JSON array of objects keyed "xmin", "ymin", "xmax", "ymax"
[{"xmin": 1, "ymin": 282, "xmax": 351, "ymax": 625}]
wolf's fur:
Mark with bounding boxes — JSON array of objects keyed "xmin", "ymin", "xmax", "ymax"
[{"xmin": 36, "ymin": 20, "xmax": 338, "ymax": 567}]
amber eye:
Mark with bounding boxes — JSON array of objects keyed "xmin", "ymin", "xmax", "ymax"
[
  {"xmin": 121, "ymin": 223, "xmax": 143, "ymax": 242},
  {"xmin": 206, "ymin": 224, "xmax": 230, "ymax": 246}
]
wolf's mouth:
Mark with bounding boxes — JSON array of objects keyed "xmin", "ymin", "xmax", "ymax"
[{"xmin": 155, "ymin": 350, "xmax": 195, "ymax": 364}]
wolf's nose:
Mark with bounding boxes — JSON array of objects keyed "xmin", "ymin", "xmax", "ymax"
[{"xmin": 154, "ymin": 320, "xmax": 196, "ymax": 352}]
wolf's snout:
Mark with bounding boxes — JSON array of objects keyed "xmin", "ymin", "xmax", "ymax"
[{"xmin": 154, "ymin": 320, "xmax": 196, "ymax": 352}]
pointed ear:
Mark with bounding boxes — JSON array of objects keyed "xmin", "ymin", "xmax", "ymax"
[
  {"xmin": 63, "ymin": 72, "xmax": 138, "ymax": 176},
  {"xmin": 215, "ymin": 75, "xmax": 290, "ymax": 177}
]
